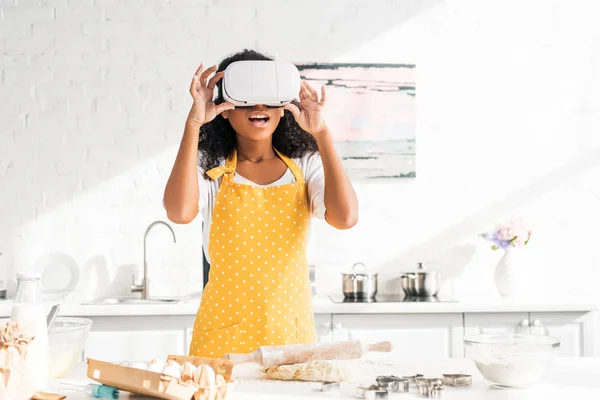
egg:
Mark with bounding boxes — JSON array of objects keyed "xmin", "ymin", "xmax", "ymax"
[
  {"xmin": 162, "ymin": 360, "xmax": 181, "ymax": 379},
  {"xmin": 217, "ymin": 387, "xmax": 227, "ymax": 400},
  {"xmin": 193, "ymin": 364, "xmax": 202, "ymax": 384},
  {"xmin": 131, "ymin": 362, "xmax": 147, "ymax": 370},
  {"xmin": 198, "ymin": 364, "xmax": 216, "ymax": 387},
  {"xmin": 181, "ymin": 362, "xmax": 196, "ymax": 382},
  {"xmin": 147, "ymin": 359, "xmax": 165, "ymax": 373},
  {"xmin": 216, "ymin": 375, "xmax": 228, "ymax": 400}
]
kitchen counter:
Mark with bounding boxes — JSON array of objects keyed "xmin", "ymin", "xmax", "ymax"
[
  {"xmin": 1, "ymin": 295, "xmax": 598, "ymax": 317},
  {"xmin": 50, "ymin": 357, "xmax": 600, "ymax": 399}
]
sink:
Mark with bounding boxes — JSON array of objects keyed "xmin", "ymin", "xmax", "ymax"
[{"xmin": 83, "ymin": 297, "xmax": 188, "ymax": 305}]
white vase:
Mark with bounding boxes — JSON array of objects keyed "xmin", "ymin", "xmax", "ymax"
[{"xmin": 494, "ymin": 247, "xmax": 524, "ymax": 297}]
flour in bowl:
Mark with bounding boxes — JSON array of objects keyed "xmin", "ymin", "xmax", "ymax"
[{"xmin": 470, "ymin": 341, "xmax": 557, "ymax": 387}]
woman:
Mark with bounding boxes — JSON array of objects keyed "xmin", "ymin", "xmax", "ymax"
[{"xmin": 164, "ymin": 49, "xmax": 358, "ymax": 358}]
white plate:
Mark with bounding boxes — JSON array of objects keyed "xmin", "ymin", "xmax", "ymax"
[{"xmin": 34, "ymin": 253, "xmax": 80, "ymax": 293}]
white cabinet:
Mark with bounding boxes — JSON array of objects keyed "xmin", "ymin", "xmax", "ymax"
[
  {"xmin": 332, "ymin": 314, "xmax": 464, "ymax": 359},
  {"xmin": 85, "ymin": 314, "xmax": 333, "ymax": 362},
  {"xmin": 85, "ymin": 316, "xmax": 193, "ymax": 362},
  {"xmin": 464, "ymin": 313, "xmax": 528, "ymax": 336},
  {"xmin": 80, "ymin": 311, "xmax": 596, "ymax": 362},
  {"xmin": 530, "ymin": 312, "xmax": 593, "ymax": 357}
]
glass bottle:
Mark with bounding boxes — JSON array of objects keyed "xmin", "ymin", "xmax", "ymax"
[{"xmin": 10, "ymin": 274, "xmax": 49, "ymax": 391}]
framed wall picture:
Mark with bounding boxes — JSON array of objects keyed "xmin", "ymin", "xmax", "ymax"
[{"xmin": 295, "ymin": 63, "xmax": 416, "ymax": 180}]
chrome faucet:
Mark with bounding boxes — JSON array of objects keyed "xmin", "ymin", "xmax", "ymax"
[{"xmin": 131, "ymin": 220, "xmax": 177, "ymax": 299}]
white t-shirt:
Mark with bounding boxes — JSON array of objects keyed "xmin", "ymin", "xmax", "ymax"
[{"xmin": 197, "ymin": 151, "xmax": 326, "ymax": 264}]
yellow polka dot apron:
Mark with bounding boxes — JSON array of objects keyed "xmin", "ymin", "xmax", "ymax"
[{"xmin": 189, "ymin": 148, "xmax": 316, "ymax": 358}]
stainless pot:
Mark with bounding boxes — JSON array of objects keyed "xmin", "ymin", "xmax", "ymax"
[
  {"xmin": 342, "ymin": 262, "xmax": 377, "ymax": 299},
  {"xmin": 401, "ymin": 262, "xmax": 441, "ymax": 297}
]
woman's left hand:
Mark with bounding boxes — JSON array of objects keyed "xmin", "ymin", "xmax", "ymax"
[{"xmin": 284, "ymin": 81, "xmax": 328, "ymax": 138}]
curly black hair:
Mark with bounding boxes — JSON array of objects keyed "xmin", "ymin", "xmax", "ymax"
[{"xmin": 198, "ymin": 49, "xmax": 318, "ymax": 175}]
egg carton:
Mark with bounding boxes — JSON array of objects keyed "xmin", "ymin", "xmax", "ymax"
[
  {"xmin": 168, "ymin": 354, "xmax": 235, "ymax": 400},
  {"xmin": 86, "ymin": 356, "xmax": 235, "ymax": 400}
]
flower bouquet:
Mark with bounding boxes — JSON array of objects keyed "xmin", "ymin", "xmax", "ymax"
[
  {"xmin": 480, "ymin": 217, "xmax": 532, "ymax": 250},
  {"xmin": 480, "ymin": 217, "xmax": 532, "ymax": 296}
]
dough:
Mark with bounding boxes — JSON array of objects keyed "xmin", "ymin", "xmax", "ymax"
[{"xmin": 264, "ymin": 361, "xmax": 345, "ymax": 382}]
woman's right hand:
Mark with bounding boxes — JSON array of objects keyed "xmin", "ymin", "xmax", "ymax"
[{"xmin": 187, "ymin": 64, "xmax": 235, "ymax": 126}]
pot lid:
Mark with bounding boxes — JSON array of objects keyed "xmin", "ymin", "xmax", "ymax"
[
  {"xmin": 342, "ymin": 262, "xmax": 377, "ymax": 276},
  {"xmin": 403, "ymin": 262, "xmax": 438, "ymax": 275}
]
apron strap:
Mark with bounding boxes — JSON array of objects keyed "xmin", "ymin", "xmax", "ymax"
[
  {"xmin": 205, "ymin": 150, "xmax": 237, "ymax": 181},
  {"xmin": 273, "ymin": 148, "xmax": 305, "ymax": 185}
]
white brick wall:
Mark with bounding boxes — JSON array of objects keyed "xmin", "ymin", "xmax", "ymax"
[{"xmin": 1, "ymin": 0, "xmax": 600, "ymax": 300}]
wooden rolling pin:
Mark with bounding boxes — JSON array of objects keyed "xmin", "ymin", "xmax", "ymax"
[{"xmin": 222, "ymin": 340, "xmax": 393, "ymax": 369}]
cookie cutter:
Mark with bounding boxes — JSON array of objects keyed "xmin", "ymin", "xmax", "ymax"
[
  {"xmin": 402, "ymin": 373, "xmax": 424, "ymax": 386},
  {"xmin": 417, "ymin": 378, "xmax": 443, "ymax": 386},
  {"xmin": 442, "ymin": 374, "xmax": 472, "ymax": 387},
  {"xmin": 429, "ymin": 384, "xmax": 444, "ymax": 399},
  {"xmin": 416, "ymin": 378, "xmax": 444, "ymax": 398},
  {"xmin": 375, "ymin": 375, "xmax": 409, "ymax": 392},
  {"xmin": 356, "ymin": 385, "xmax": 389, "ymax": 399},
  {"xmin": 417, "ymin": 383, "xmax": 430, "ymax": 397}
]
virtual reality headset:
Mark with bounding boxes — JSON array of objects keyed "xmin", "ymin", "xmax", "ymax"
[{"xmin": 219, "ymin": 60, "xmax": 301, "ymax": 108}]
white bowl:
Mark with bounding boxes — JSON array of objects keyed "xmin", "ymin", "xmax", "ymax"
[
  {"xmin": 464, "ymin": 333, "xmax": 560, "ymax": 388},
  {"xmin": 48, "ymin": 317, "xmax": 92, "ymax": 379}
]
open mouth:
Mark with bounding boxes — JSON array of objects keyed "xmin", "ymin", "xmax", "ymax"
[{"xmin": 248, "ymin": 113, "xmax": 270, "ymax": 128}]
